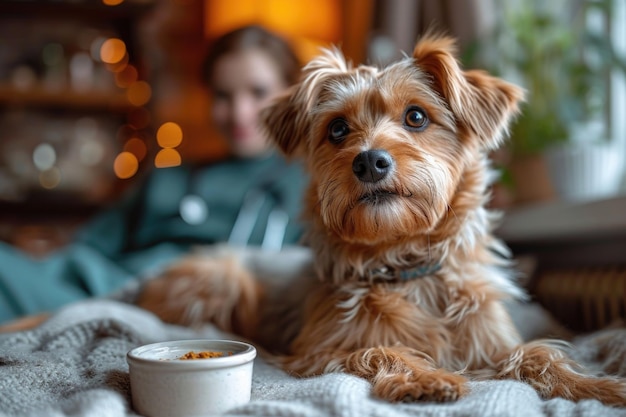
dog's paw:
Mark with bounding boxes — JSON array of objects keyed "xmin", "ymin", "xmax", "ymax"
[
  {"xmin": 136, "ymin": 255, "xmax": 261, "ymax": 332},
  {"xmin": 373, "ymin": 370, "xmax": 468, "ymax": 403},
  {"xmin": 495, "ymin": 340, "xmax": 626, "ymax": 406},
  {"xmin": 543, "ymin": 374, "xmax": 626, "ymax": 407}
]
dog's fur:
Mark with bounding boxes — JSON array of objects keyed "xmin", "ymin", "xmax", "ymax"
[{"xmin": 137, "ymin": 35, "xmax": 626, "ymax": 405}]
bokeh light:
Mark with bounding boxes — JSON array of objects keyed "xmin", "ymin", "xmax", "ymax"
[
  {"xmin": 124, "ymin": 137, "xmax": 148, "ymax": 162},
  {"xmin": 113, "ymin": 151, "xmax": 139, "ymax": 179},
  {"xmin": 100, "ymin": 38, "xmax": 127, "ymax": 64},
  {"xmin": 156, "ymin": 122, "xmax": 183, "ymax": 148},
  {"xmin": 102, "ymin": 0, "xmax": 124, "ymax": 5},
  {"xmin": 126, "ymin": 81, "xmax": 152, "ymax": 106},
  {"xmin": 39, "ymin": 167, "xmax": 62, "ymax": 189},
  {"xmin": 115, "ymin": 64, "xmax": 138, "ymax": 88},
  {"xmin": 79, "ymin": 140, "xmax": 105, "ymax": 166},
  {"xmin": 106, "ymin": 53, "xmax": 129, "ymax": 73},
  {"xmin": 32, "ymin": 143, "xmax": 56, "ymax": 171},
  {"xmin": 155, "ymin": 148, "xmax": 182, "ymax": 168}
]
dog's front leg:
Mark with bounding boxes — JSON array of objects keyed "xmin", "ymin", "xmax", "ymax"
[
  {"xmin": 490, "ymin": 340, "xmax": 626, "ymax": 406},
  {"xmin": 345, "ymin": 346, "xmax": 468, "ymax": 402},
  {"xmin": 136, "ymin": 253, "xmax": 262, "ymax": 337},
  {"xmin": 280, "ymin": 345, "xmax": 467, "ymax": 402}
]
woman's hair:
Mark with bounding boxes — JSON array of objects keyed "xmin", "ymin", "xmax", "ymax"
[{"xmin": 202, "ymin": 25, "xmax": 301, "ymax": 87}]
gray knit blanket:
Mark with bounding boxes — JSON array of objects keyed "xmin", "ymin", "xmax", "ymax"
[{"xmin": 1, "ymin": 299, "xmax": 626, "ymax": 417}]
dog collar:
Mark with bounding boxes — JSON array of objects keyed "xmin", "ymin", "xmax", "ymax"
[{"xmin": 365, "ymin": 262, "xmax": 442, "ymax": 283}]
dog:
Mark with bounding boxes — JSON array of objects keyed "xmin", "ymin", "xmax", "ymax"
[{"xmin": 136, "ymin": 35, "xmax": 626, "ymax": 405}]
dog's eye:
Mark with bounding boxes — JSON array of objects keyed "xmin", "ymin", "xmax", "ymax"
[
  {"xmin": 328, "ymin": 118, "xmax": 349, "ymax": 144},
  {"xmin": 403, "ymin": 106, "xmax": 428, "ymax": 131}
]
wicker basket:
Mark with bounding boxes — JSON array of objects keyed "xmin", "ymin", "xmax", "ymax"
[{"xmin": 531, "ymin": 265, "xmax": 626, "ymax": 333}]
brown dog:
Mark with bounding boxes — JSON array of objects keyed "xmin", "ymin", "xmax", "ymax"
[{"xmin": 137, "ymin": 35, "xmax": 626, "ymax": 405}]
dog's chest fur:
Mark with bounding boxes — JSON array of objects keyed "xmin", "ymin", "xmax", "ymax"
[{"xmin": 284, "ymin": 262, "xmax": 521, "ymax": 373}]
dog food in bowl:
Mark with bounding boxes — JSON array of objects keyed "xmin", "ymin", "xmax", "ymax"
[
  {"xmin": 127, "ymin": 339, "xmax": 256, "ymax": 417},
  {"xmin": 178, "ymin": 350, "xmax": 231, "ymax": 359}
]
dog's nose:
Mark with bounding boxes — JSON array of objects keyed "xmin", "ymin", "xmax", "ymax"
[{"xmin": 352, "ymin": 149, "xmax": 393, "ymax": 183}]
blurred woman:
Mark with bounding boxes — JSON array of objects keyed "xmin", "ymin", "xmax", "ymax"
[{"xmin": 0, "ymin": 25, "xmax": 307, "ymax": 326}]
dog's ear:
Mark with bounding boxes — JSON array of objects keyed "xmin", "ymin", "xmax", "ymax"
[
  {"xmin": 260, "ymin": 87, "xmax": 306, "ymax": 157},
  {"xmin": 261, "ymin": 48, "xmax": 351, "ymax": 157},
  {"xmin": 413, "ymin": 35, "xmax": 525, "ymax": 150}
]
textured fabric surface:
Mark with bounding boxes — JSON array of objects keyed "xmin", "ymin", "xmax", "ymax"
[{"xmin": 1, "ymin": 300, "xmax": 626, "ymax": 417}]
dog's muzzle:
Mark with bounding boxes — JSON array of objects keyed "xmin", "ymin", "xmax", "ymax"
[{"xmin": 352, "ymin": 149, "xmax": 394, "ymax": 183}]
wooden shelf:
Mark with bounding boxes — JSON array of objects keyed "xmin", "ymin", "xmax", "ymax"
[
  {"xmin": 0, "ymin": 84, "xmax": 136, "ymax": 113},
  {"xmin": 0, "ymin": 0, "xmax": 153, "ymax": 214},
  {"xmin": 497, "ymin": 195, "xmax": 626, "ymax": 268}
]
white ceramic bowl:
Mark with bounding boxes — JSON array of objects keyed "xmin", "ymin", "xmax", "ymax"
[{"xmin": 127, "ymin": 339, "xmax": 257, "ymax": 417}]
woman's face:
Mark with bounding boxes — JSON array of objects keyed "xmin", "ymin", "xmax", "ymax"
[{"xmin": 210, "ymin": 49, "xmax": 288, "ymax": 158}]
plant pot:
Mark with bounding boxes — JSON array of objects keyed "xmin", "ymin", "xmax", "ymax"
[
  {"xmin": 544, "ymin": 142, "xmax": 625, "ymax": 202},
  {"xmin": 508, "ymin": 153, "xmax": 556, "ymax": 205}
]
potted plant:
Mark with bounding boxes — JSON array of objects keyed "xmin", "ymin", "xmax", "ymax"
[{"xmin": 493, "ymin": 0, "xmax": 626, "ymax": 203}]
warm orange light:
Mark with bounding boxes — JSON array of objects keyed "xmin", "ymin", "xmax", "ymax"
[
  {"xmin": 105, "ymin": 53, "xmax": 129, "ymax": 73},
  {"xmin": 126, "ymin": 81, "xmax": 152, "ymax": 106},
  {"xmin": 156, "ymin": 122, "xmax": 183, "ymax": 148},
  {"xmin": 155, "ymin": 148, "xmax": 182, "ymax": 168},
  {"xmin": 124, "ymin": 137, "xmax": 148, "ymax": 162},
  {"xmin": 263, "ymin": 0, "xmax": 341, "ymax": 41},
  {"xmin": 100, "ymin": 38, "xmax": 127, "ymax": 64},
  {"xmin": 114, "ymin": 151, "xmax": 139, "ymax": 179},
  {"xmin": 204, "ymin": 0, "xmax": 342, "ymax": 62},
  {"xmin": 102, "ymin": 0, "xmax": 124, "ymax": 5}
]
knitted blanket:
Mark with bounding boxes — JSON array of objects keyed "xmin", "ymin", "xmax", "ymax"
[{"xmin": 1, "ymin": 299, "xmax": 626, "ymax": 417}]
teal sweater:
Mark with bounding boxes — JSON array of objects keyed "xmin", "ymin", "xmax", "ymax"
[{"xmin": 0, "ymin": 153, "xmax": 307, "ymax": 323}]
